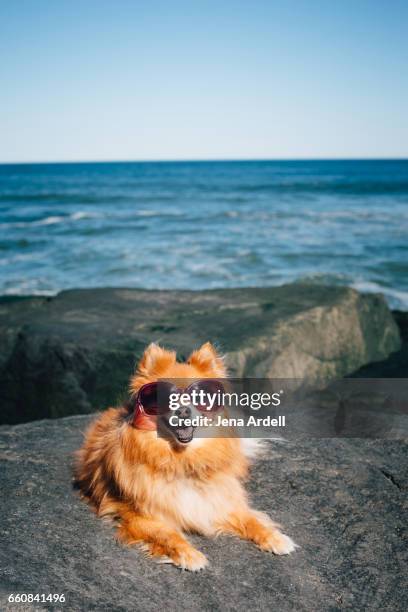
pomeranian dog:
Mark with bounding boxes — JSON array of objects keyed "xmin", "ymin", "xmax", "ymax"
[{"xmin": 75, "ymin": 342, "xmax": 296, "ymax": 571}]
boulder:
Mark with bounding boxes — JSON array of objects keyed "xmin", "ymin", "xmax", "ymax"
[
  {"xmin": 0, "ymin": 415, "xmax": 406, "ymax": 611},
  {"xmin": 0, "ymin": 284, "xmax": 401, "ymax": 425},
  {"xmin": 350, "ymin": 311, "xmax": 408, "ymax": 379}
]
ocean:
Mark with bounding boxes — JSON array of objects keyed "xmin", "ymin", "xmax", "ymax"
[{"xmin": 1, "ymin": 160, "xmax": 407, "ymax": 309}]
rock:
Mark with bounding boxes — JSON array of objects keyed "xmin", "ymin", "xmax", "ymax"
[
  {"xmin": 0, "ymin": 415, "xmax": 406, "ymax": 611},
  {"xmin": 0, "ymin": 284, "xmax": 401, "ymax": 425},
  {"xmin": 349, "ymin": 311, "xmax": 408, "ymax": 379}
]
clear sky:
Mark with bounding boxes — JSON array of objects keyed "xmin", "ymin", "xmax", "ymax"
[{"xmin": 1, "ymin": 0, "xmax": 407, "ymax": 162}]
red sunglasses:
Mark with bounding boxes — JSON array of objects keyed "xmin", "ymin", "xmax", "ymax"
[{"xmin": 134, "ymin": 379, "xmax": 226, "ymax": 417}]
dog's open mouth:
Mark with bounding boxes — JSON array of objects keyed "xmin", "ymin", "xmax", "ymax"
[
  {"xmin": 159, "ymin": 413, "xmax": 195, "ymax": 445},
  {"xmin": 173, "ymin": 425, "xmax": 194, "ymax": 444}
]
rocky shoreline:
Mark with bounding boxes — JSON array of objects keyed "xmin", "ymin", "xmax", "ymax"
[
  {"xmin": 0, "ymin": 284, "xmax": 403, "ymax": 425},
  {"xmin": 0, "ymin": 285, "xmax": 406, "ymax": 610}
]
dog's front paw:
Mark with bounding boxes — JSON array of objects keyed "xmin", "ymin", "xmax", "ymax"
[
  {"xmin": 174, "ymin": 546, "xmax": 209, "ymax": 571},
  {"xmin": 259, "ymin": 530, "xmax": 297, "ymax": 555}
]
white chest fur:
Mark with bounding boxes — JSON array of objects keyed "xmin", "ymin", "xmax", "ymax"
[{"xmin": 146, "ymin": 473, "xmax": 245, "ymax": 535}]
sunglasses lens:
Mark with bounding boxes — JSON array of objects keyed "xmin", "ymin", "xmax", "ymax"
[
  {"xmin": 138, "ymin": 382, "xmax": 174, "ymax": 415},
  {"xmin": 190, "ymin": 380, "xmax": 225, "ymax": 412}
]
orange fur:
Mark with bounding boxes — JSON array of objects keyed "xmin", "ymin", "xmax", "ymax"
[{"xmin": 75, "ymin": 342, "xmax": 296, "ymax": 570}]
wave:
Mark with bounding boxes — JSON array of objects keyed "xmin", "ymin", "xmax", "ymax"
[
  {"xmin": 3, "ymin": 276, "xmax": 407, "ymax": 309},
  {"xmin": 0, "ymin": 253, "xmax": 44, "ymax": 266},
  {"xmin": 292, "ymin": 274, "xmax": 408, "ymax": 310},
  {"xmin": 0, "ymin": 211, "xmax": 101, "ymax": 229},
  {"xmin": 2, "ymin": 287, "xmax": 56, "ymax": 297},
  {"xmin": 351, "ymin": 281, "xmax": 408, "ymax": 309},
  {"xmin": 37, "ymin": 211, "xmax": 101, "ymax": 225},
  {"xmin": 0, "ymin": 208, "xmax": 188, "ymax": 229},
  {"xmin": 133, "ymin": 209, "xmax": 183, "ymax": 217}
]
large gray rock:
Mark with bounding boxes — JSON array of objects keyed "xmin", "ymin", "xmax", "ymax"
[
  {"xmin": 350, "ymin": 310, "xmax": 408, "ymax": 379},
  {"xmin": 0, "ymin": 415, "xmax": 406, "ymax": 611},
  {"xmin": 0, "ymin": 284, "xmax": 400, "ymax": 425}
]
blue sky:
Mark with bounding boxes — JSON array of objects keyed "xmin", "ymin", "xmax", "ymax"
[{"xmin": 0, "ymin": 0, "xmax": 407, "ymax": 162}]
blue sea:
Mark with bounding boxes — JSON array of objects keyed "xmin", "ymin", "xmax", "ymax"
[{"xmin": 1, "ymin": 160, "xmax": 407, "ymax": 309}]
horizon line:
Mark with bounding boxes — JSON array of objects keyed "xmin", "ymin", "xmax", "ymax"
[{"xmin": 1, "ymin": 156, "xmax": 408, "ymax": 165}]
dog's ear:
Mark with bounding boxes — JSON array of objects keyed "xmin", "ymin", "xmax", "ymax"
[
  {"xmin": 137, "ymin": 343, "xmax": 176, "ymax": 376},
  {"xmin": 188, "ymin": 342, "xmax": 226, "ymax": 376}
]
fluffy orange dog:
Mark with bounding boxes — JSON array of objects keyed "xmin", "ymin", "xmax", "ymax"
[{"xmin": 75, "ymin": 342, "xmax": 296, "ymax": 570}]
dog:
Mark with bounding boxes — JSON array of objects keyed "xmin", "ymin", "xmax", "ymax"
[{"xmin": 75, "ymin": 342, "xmax": 297, "ymax": 570}]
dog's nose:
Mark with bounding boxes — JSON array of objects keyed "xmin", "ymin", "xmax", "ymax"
[{"xmin": 175, "ymin": 405, "xmax": 191, "ymax": 419}]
